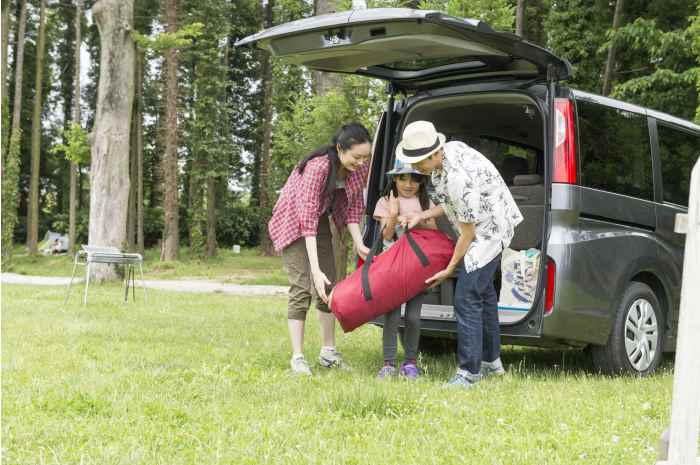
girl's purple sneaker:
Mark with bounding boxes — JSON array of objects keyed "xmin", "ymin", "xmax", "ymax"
[
  {"xmin": 377, "ymin": 364, "xmax": 396, "ymax": 379},
  {"xmin": 399, "ymin": 362, "xmax": 419, "ymax": 380}
]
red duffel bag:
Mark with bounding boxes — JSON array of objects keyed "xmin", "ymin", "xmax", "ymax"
[{"xmin": 329, "ymin": 228, "xmax": 455, "ymax": 333}]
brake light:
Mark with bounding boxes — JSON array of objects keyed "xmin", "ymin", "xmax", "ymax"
[
  {"xmin": 544, "ymin": 257, "xmax": 556, "ymax": 316},
  {"xmin": 553, "ymin": 98, "xmax": 577, "ymax": 184}
]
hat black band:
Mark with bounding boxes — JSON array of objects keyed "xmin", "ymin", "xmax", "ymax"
[{"xmin": 402, "ymin": 137, "xmax": 440, "ymax": 158}]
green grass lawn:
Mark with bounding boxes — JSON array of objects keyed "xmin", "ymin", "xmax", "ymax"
[
  {"xmin": 7, "ymin": 246, "xmax": 289, "ymax": 285},
  {"xmin": 2, "ymin": 283, "xmax": 678, "ymax": 464}
]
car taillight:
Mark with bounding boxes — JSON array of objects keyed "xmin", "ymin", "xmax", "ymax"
[
  {"xmin": 544, "ymin": 257, "xmax": 556, "ymax": 316},
  {"xmin": 553, "ymin": 98, "xmax": 577, "ymax": 184}
]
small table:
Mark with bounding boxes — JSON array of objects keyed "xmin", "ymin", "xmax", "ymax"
[{"xmin": 64, "ymin": 245, "xmax": 146, "ymax": 305}]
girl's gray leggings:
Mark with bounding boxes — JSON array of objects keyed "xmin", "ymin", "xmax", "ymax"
[{"xmin": 383, "ymin": 294, "xmax": 423, "ymax": 362}]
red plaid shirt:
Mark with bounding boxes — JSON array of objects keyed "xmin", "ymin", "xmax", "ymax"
[{"xmin": 268, "ymin": 155, "xmax": 368, "ymax": 252}]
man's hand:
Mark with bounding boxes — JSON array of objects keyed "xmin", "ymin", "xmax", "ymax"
[{"xmin": 425, "ymin": 266, "xmax": 455, "ymax": 288}]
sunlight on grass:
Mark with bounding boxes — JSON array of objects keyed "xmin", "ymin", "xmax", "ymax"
[
  {"xmin": 2, "ymin": 283, "xmax": 678, "ymax": 464},
  {"xmin": 8, "ymin": 246, "xmax": 289, "ymax": 286}
]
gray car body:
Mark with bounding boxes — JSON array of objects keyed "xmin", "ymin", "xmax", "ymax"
[{"xmin": 236, "ymin": 7, "xmax": 699, "ymax": 351}]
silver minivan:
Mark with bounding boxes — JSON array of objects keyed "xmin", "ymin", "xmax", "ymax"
[{"xmin": 238, "ymin": 8, "xmax": 700, "ymax": 375}]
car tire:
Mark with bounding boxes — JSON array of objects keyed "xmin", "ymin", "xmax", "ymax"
[{"xmin": 591, "ymin": 282, "xmax": 665, "ymax": 375}]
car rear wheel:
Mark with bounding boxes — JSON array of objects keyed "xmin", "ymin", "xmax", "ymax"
[{"xmin": 591, "ymin": 282, "xmax": 665, "ymax": 375}]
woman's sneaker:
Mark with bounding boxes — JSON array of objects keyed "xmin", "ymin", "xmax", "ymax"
[
  {"xmin": 290, "ymin": 355, "xmax": 312, "ymax": 376},
  {"xmin": 399, "ymin": 362, "xmax": 419, "ymax": 380},
  {"xmin": 377, "ymin": 364, "xmax": 396, "ymax": 379},
  {"xmin": 319, "ymin": 347, "xmax": 348, "ymax": 369}
]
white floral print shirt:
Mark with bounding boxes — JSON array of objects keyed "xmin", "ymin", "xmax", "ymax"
[{"xmin": 430, "ymin": 141, "xmax": 524, "ymax": 273}]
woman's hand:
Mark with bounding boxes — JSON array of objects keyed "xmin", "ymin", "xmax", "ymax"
[
  {"xmin": 355, "ymin": 242, "xmax": 370, "ymax": 260},
  {"xmin": 312, "ymin": 269, "xmax": 331, "ymax": 303}
]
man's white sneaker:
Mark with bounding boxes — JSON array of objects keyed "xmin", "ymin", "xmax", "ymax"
[
  {"xmin": 481, "ymin": 359, "xmax": 506, "ymax": 377},
  {"xmin": 319, "ymin": 348, "xmax": 348, "ymax": 369},
  {"xmin": 291, "ymin": 355, "xmax": 312, "ymax": 376}
]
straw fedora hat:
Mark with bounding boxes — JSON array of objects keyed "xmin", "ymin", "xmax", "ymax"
[{"xmin": 395, "ymin": 121, "xmax": 446, "ymax": 164}]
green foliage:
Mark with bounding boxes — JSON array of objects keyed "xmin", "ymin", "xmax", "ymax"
[
  {"xmin": 217, "ymin": 198, "xmax": 266, "ymax": 247},
  {"xmin": 691, "ymin": 3, "xmax": 700, "ymax": 123},
  {"xmin": 133, "ymin": 22, "xmax": 204, "ymax": 53},
  {"xmin": 50, "ymin": 122, "xmax": 90, "ymax": 164},
  {"xmin": 607, "ymin": 17, "xmax": 699, "ymax": 119},
  {"xmin": 544, "ymin": 0, "xmax": 610, "ymax": 92},
  {"xmin": 272, "ymin": 87, "xmax": 372, "ymax": 192},
  {"xmin": 50, "ymin": 208, "xmax": 89, "ymax": 245},
  {"xmin": 2, "ymin": 129, "xmax": 22, "ymax": 270},
  {"xmin": 418, "ymin": 0, "xmax": 514, "ymax": 31}
]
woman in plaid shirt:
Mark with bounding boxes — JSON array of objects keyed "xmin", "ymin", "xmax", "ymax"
[{"xmin": 269, "ymin": 123, "xmax": 372, "ymax": 375}]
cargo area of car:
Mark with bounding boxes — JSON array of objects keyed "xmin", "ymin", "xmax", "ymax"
[{"xmin": 401, "ymin": 92, "xmax": 547, "ymax": 324}]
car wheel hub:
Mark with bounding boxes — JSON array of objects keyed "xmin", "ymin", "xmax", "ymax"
[{"xmin": 624, "ymin": 298, "xmax": 658, "ymax": 372}]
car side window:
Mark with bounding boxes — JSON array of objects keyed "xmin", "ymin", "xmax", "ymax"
[
  {"xmin": 657, "ymin": 123, "xmax": 700, "ymax": 208},
  {"xmin": 577, "ymin": 100, "xmax": 653, "ymax": 200}
]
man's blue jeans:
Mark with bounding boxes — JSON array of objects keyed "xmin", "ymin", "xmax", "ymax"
[{"xmin": 454, "ymin": 254, "xmax": 501, "ymax": 379}]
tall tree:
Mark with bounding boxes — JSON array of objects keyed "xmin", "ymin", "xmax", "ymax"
[
  {"xmin": 312, "ymin": 0, "xmax": 341, "ymax": 95},
  {"xmin": 257, "ymin": 0, "xmax": 274, "ymax": 255},
  {"xmin": 161, "ymin": 0, "xmax": 180, "ymax": 261},
  {"xmin": 1, "ymin": 0, "xmax": 27, "ymax": 269},
  {"xmin": 88, "ymin": 0, "xmax": 135, "ymax": 281},
  {"xmin": 515, "ymin": 0, "xmax": 526, "ymax": 37},
  {"xmin": 1, "ymin": 0, "xmax": 10, "ymax": 144},
  {"xmin": 26, "ymin": 0, "xmax": 47, "ymax": 255},
  {"xmin": 601, "ymin": 0, "xmax": 625, "ymax": 95},
  {"xmin": 135, "ymin": 49, "xmax": 145, "ymax": 254},
  {"xmin": 69, "ymin": 0, "xmax": 83, "ymax": 254},
  {"xmin": 311, "ymin": 0, "xmax": 350, "ymax": 278}
]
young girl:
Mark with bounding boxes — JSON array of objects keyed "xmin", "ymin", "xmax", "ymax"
[
  {"xmin": 269, "ymin": 123, "xmax": 372, "ymax": 376},
  {"xmin": 372, "ymin": 160, "xmax": 437, "ymax": 379}
]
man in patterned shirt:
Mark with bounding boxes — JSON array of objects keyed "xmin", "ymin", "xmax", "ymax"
[{"xmin": 397, "ymin": 121, "xmax": 523, "ymax": 388}]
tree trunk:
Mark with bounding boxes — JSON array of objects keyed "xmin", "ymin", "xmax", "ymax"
[
  {"xmin": 602, "ymin": 0, "xmax": 625, "ymax": 96},
  {"xmin": 69, "ymin": 0, "xmax": 83, "ymax": 255},
  {"xmin": 1, "ymin": 0, "xmax": 10, "ymax": 131},
  {"xmin": 88, "ymin": 0, "xmax": 135, "ymax": 282},
  {"xmin": 127, "ymin": 92, "xmax": 137, "ymax": 250},
  {"xmin": 258, "ymin": 0, "xmax": 274, "ymax": 255},
  {"xmin": 9, "ymin": 0, "xmax": 26, "ymax": 137},
  {"xmin": 206, "ymin": 175, "xmax": 217, "ymax": 257},
  {"xmin": 1, "ymin": 0, "xmax": 27, "ymax": 269},
  {"xmin": 135, "ymin": 49, "xmax": 144, "ymax": 255},
  {"xmin": 312, "ymin": 0, "xmax": 342, "ymax": 95},
  {"xmin": 27, "ymin": 0, "xmax": 47, "ymax": 255},
  {"xmin": 515, "ymin": 0, "xmax": 526, "ymax": 38},
  {"xmin": 161, "ymin": 0, "xmax": 180, "ymax": 261},
  {"xmin": 313, "ymin": 0, "xmax": 349, "ymax": 279}
]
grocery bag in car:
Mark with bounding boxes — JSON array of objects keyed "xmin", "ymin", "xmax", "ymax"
[{"xmin": 499, "ymin": 247, "xmax": 541, "ymax": 310}]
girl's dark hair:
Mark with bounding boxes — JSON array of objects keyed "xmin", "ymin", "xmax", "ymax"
[
  {"xmin": 297, "ymin": 122, "xmax": 371, "ymax": 213},
  {"xmin": 381, "ymin": 173, "xmax": 431, "ymax": 211}
]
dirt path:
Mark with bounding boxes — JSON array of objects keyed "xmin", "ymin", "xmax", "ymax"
[{"xmin": 1, "ymin": 273, "xmax": 288, "ymax": 296}]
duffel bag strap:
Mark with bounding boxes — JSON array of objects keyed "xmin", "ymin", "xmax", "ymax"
[
  {"xmin": 361, "ymin": 227, "xmax": 431, "ymax": 302},
  {"xmin": 404, "ymin": 228, "xmax": 430, "ymax": 267},
  {"xmin": 361, "ymin": 225, "xmax": 386, "ymax": 301}
]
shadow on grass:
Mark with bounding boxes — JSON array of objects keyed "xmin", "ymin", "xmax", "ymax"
[{"xmin": 349, "ymin": 332, "xmax": 675, "ymax": 380}]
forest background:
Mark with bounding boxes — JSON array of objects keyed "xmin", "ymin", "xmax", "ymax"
[{"xmin": 2, "ymin": 0, "xmax": 699, "ymax": 277}]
